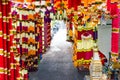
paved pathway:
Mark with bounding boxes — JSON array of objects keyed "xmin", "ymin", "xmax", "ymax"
[
  {"xmin": 29, "ymin": 27, "xmax": 89, "ymax": 80},
  {"xmin": 29, "ymin": 21, "xmax": 111, "ymax": 80}
]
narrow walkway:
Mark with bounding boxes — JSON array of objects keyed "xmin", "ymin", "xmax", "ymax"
[
  {"xmin": 29, "ymin": 25, "xmax": 88, "ymax": 80},
  {"xmin": 29, "ymin": 21, "xmax": 111, "ymax": 80}
]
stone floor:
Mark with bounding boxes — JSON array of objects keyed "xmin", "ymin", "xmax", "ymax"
[{"xmin": 29, "ymin": 21, "xmax": 111, "ymax": 80}]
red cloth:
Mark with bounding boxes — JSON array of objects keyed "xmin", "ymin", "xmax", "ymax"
[
  {"xmin": 77, "ymin": 51, "xmax": 93, "ymax": 60},
  {"xmin": 0, "ymin": 1, "xmax": 18, "ymax": 80},
  {"xmin": 111, "ymin": 33, "xmax": 119, "ymax": 53},
  {"xmin": 2, "ymin": 2, "xmax": 8, "ymax": 80},
  {"xmin": 73, "ymin": 0, "xmax": 81, "ymax": 11},
  {"xmin": 77, "ymin": 52, "xmax": 86, "ymax": 59},
  {"xmin": 110, "ymin": 3, "xmax": 118, "ymax": 16},
  {"xmin": 107, "ymin": 0, "xmax": 111, "ymax": 11},
  {"xmin": 111, "ymin": 3, "xmax": 119, "ymax": 54},
  {"xmin": 98, "ymin": 51, "xmax": 107, "ymax": 65},
  {"xmin": 68, "ymin": 0, "xmax": 74, "ymax": 9},
  {"xmin": 10, "ymin": 53, "xmax": 15, "ymax": 80},
  {"xmin": 15, "ymin": 65, "xmax": 20, "ymax": 80},
  {"xmin": 77, "ymin": 50, "xmax": 107, "ymax": 65},
  {"xmin": 73, "ymin": 0, "xmax": 78, "ymax": 11},
  {"xmin": 84, "ymin": 51, "xmax": 93, "ymax": 60},
  {"xmin": 77, "ymin": 30, "xmax": 94, "ymax": 40},
  {"xmin": 24, "ymin": 73, "xmax": 28, "ymax": 80}
]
